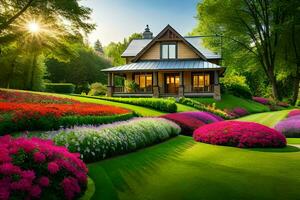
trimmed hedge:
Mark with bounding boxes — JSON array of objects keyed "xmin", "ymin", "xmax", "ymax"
[
  {"xmin": 98, "ymin": 97, "xmax": 177, "ymax": 113},
  {"xmin": 0, "ymin": 113, "xmax": 136, "ymax": 135},
  {"xmin": 53, "ymin": 118, "xmax": 181, "ymax": 162},
  {"xmin": 45, "ymin": 83, "xmax": 75, "ymax": 94}
]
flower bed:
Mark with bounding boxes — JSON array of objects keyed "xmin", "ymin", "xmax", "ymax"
[
  {"xmin": 274, "ymin": 110, "xmax": 300, "ymax": 138},
  {"xmin": 160, "ymin": 111, "xmax": 223, "ymax": 135},
  {"xmin": 193, "ymin": 121, "xmax": 286, "ymax": 148},
  {"xmin": 252, "ymin": 97, "xmax": 271, "ymax": 105},
  {"xmin": 0, "ymin": 135, "xmax": 88, "ymax": 200},
  {"xmin": 0, "ymin": 90, "xmax": 133, "ymax": 134},
  {"xmin": 226, "ymin": 107, "xmax": 249, "ymax": 117},
  {"xmin": 98, "ymin": 97, "xmax": 177, "ymax": 113},
  {"xmin": 53, "ymin": 118, "xmax": 180, "ymax": 162}
]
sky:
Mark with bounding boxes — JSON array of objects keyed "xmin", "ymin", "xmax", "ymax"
[{"xmin": 79, "ymin": 0, "xmax": 199, "ymax": 46}]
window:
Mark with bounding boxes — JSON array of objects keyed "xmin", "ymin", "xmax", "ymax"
[
  {"xmin": 161, "ymin": 44, "xmax": 177, "ymax": 59},
  {"xmin": 134, "ymin": 73, "xmax": 152, "ymax": 92},
  {"xmin": 192, "ymin": 72, "xmax": 211, "ymax": 92}
]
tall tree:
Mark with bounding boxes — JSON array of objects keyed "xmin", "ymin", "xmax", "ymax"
[
  {"xmin": 94, "ymin": 39, "xmax": 104, "ymax": 55},
  {"xmin": 193, "ymin": 0, "xmax": 293, "ymax": 100}
]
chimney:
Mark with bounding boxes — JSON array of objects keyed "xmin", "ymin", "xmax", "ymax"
[{"xmin": 143, "ymin": 25, "xmax": 153, "ymax": 39}]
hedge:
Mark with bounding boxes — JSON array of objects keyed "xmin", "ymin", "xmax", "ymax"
[
  {"xmin": 53, "ymin": 118, "xmax": 181, "ymax": 162},
  {"xmin": 98, "ymin": 97, "xmax": 177, "ymax": 113},
  {"xmin": 0, "ymin": 113, "xmax": 136, "ymax": 135},
  {"xmin": 45, "ymin": 83, "xmax": 75, "ymax": 94}
]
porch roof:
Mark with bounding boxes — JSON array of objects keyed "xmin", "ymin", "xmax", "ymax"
[{"xmin": 102, "ymin": 60, "xmax": 223, "ymax": 72}]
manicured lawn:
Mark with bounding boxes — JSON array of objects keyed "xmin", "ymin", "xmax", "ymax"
[
  {"xmin": 194, "ymin": 94, "xmax": 270, "ymax": 113},
  {"xmin": 88, "ymin": 136, "xmax": 300, "ymax": 200},
  {"xmin": 237, "ymin": 109, "xmax": 291, "ymax": 127}
]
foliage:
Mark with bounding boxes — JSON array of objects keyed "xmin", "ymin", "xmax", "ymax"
[
  {"xmin": 160, "ymin": 111, "xmax": 223, "ymax": 135},
  {"xmin": 193, "ymin": 121, "xmax": 286, "ymax": 148},
  {"xmin": 94, "ymin": 40, "xmax": 104, "ymax": 55},
  {"xmin": 275, "ymin": 115, "xmax": 300, "ymax": 138},
  {"xmin": 53, "ymin": 118, "xmax": 181, "ymax": 162},
  {"xmin": 45, "ymin": 83, "xmax": 75, "ymax": 94},
  {"xmin": 98, "ymin": 97, "xmax": 177, "ymax": 113},
  {"xmin": 0, "ymin": 135, "xmax": 88, "ymax": 200},
  {"xmin": 196, "ymin": 94, "xmax": 270, "ymax": 115},
  {"xmin": 226, "ymin": 107, "xmax": 249, "ymax": 118},
  {"xmin": 104, "ymin": 33, "xmax": 142, "ymax": 66},
  {"xmin": 288, "ymin": 109, "xmax": 300, "ymax": 118},
  {"xmin": 88, "ymin": 82, "xmax": 107, "ymax": 96},
  {"xmin": 125, "ymin": 80, "xmax": 139, "ymax": 92},
  {"xmin": 178, "ymin": 97, "xmax": 231, "ymax": 119},
  {"xmin": 220, "ymin": 75, "xmax": 252, "ymax": 99}
]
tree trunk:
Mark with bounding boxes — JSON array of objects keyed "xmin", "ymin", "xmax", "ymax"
[
  {"xmin": 291, "ymin": 76, "xmax": 299, "ymax": 105},
  {"xmin": 267, "ymin": 69, "xmax": 280, "ymax": 100},
  {"xmin": 30, "ymin": 54, "xmax": 37, "ymax": 90}
]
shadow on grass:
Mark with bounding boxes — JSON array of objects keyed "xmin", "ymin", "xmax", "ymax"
[
  {"xmin": 88, "ymin": 136, "xmax": 196, "ymax": 200},
  {"xmin": 245, "ymin": 145, "xmax": 300, "ymax": 153}
]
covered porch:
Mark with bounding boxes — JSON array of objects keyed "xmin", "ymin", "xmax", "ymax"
[{"xmin": 103, "ymin": 60, "xmax": 224, "ymax": 100}]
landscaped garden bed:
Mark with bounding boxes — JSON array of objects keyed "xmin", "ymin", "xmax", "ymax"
[
  {"xmin": 0, "ymin": 90, "xmax": 134, "ymax": 134},
  {"xmin": 275, "ymin": 109, "xmax": 300, "ymax": 137}
]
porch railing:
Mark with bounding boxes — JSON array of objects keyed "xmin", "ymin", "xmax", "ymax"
[
  {"xmin": 191, "ymin": 85, "xmax": 214, "ymax": 93},
  {"xmin": 113, "ymin": 86, "xmax": 152, "ymax": 93}
]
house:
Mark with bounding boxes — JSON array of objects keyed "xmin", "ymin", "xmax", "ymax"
[{"xmin": 102, "ymin": 25, "xmax": 224, "ymax": 100}]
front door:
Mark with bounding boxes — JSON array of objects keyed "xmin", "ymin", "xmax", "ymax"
[{"xmin": 165, "ymin": 73, "xmax": 179, "ymax": 94}]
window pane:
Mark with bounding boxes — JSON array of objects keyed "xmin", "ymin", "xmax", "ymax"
[
  {"xmin": 205, "ymin": 74, "xmax": 210, "ymax": 86},
  {"xmin": 146, "ymin": 75, "xmax": 152, "ymax": 86},
  {"xmin": 193, "ymin": 75, "xmax": 198, "ymax": 87},
  {"xmin": 135, "ymin": 75, "xmax": 139, "ymax": 85},
  {"xmin": 199, "ymin": 75, "xmax": 204, "ymax": 87},
  {"xmin": 169, "ymin": 45, "xmax": 176, "ymax": 59},
  {"xmin": 140, "ymin": 75, "xmax": 145, "ymax": 88},
  {"xmin": 162, "ymin": 45, "xmax": 168, "ymax": 59}
]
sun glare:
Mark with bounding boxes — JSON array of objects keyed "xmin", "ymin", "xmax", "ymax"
[{"xmin": 27, "ymin": 21, "xmax": 40, "ymax": 33}]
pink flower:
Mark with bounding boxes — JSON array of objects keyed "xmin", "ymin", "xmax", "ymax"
[
  {"xmin": 38, "ymin": 176, "xmax": 50, "ymax": 187},
  {"xmin": 0, "ymin": 163, "xmax": 21, "ymax": 175},
  {"xmin": 61, "ymin": 177, "xmax": 81, "ymax": 200},
  {"xmin": 30, "ymin": 185, "xmax": 41, "ymax": 198},
  {"xmin": 47, "ymin": 162, "xmax": 59, "ymax": 174},
  {"xmin": 33, "ymin": 152, "xmax": 46, "ymax": 163}
]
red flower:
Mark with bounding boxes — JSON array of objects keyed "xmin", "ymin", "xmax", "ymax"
[
  {"xmin": 48, "ymin": 162, "xmax": 59, "ymax": 174},
  {"xmin": 33, "ymin": 152, "xmax": 46, "ymax": 163}
]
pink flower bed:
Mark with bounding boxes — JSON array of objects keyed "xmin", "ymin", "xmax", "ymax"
[
  {"xmin": 160, "ymin": 111, "xmax": 223, "ymax": 135},
  {"xmin": 252, "ymin": 97, "xmax": 270, "ymax": 105},
  {"xmin": 288, "ymin": 109, "xmax": 300, "ymax": 118},
  {"xmin": 0, "ymin": 136, "xmax": 88, "ymax": 200},
  {"xmin": 193, "ymin": 121, "xmax": 286, "ymax": 148},
  {"xmin": 227, "ymin": 107, "xmax": 249, "ymax": 117}
]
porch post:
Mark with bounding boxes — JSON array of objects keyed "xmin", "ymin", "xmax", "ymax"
[
  {"xmin": 153, "ymin": 71, "xmax": 159, "ymax": 98},
  {"xmin": 179, "ymin": 71, "xmax": 184, "ymax": 97},
  {"xmin": 107, "ymin": 72, "xmax": 114, "ymax": 97},
  {"xmin": 213, "ymin": 71, "xmax": 221, "ymax": 100}
]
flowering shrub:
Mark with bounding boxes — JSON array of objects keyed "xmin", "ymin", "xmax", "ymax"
[
  {"xmin": 0, "ymin": 136, "xmax": 88, "ymax": 200},
  {"xmin": 275, "ymin": 115, "xmax": 300, "ymax": 138},
  {"xmin": 53, "ymin": 118, "xmax": 180, "ymax": 162},
  {"xmin": 227, "ymin": 107, "xmax": 249, "ymax": 117},
  {"xmin": 178, "ymin": 97, "xmax": 231, "ymax": 119},
  {"xmin": 276, "ymin": 102, "xmax": 289, "ymax": 107},
  {"xmin": 252, "ymin": 97, "xmax": 271, "ymax": 105},
  {"xmin": 288, "ymin": 109, "xmax": 300, "ymax": 118},
  {"xmin": 193, "ymin": 121, "xmax": 286, "ymax": 148},
  {"xmin": 160, "ymin": 112, "xmax": 223, "ymax": 135}
]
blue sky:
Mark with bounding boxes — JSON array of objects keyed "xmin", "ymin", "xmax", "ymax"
[{"xmin": 80, "ymin": 0, "xmax": 199, "ymax": 46}]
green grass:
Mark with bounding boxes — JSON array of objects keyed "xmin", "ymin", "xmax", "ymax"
[
  {"xmin": 236, "ymin": 109, "xmax": 291, "ymax": 127},
  {"xmin": 194, "ymin": 94, "xmax": 270, "ymax": 113},
  {"xmin": 88, "ymin": 136, "xmax": 300, "ymax": 200}
]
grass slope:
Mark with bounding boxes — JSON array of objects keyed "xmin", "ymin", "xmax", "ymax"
[
  {"xmin": 194, "ymin": 94, "xmax": 270, "ymax": 113},
  {"xmin": 88, "ymin": 136, "xmax": 300, "ymax": 200}
]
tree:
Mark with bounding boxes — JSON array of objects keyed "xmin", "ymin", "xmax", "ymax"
[
  {"xmin": 94, "ymin": 39, "xmax": 104, "ymax": 55},
  {"xmin": 192, "ymin": 0, "xmax": 295, "ymax": 100},
  {"xmin": 104, "ymin": 33, "xmax": 142, "ymax": 66}
]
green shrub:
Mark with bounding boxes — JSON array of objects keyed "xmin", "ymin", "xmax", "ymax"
[
  {"xmin": 98, "ymin": 97, "xmax": 177, "ymax": 113},
  {"xmin": 88, "ymin": 82, "xmax": 107, "ymax": 96},
  {"xmin": 220, "ymin": 75, "xmax": 252, "ymax": 99},
  {"xmin": 53, "ymin": 118, "xmax": 181, "ymax": 162},
  {"xmin": 0, "ymin": 113, "xmax": 136, "ymax": 135},
  {"xmin": 45, "ymin": 83, "xmax": 75, "ymax": 94},
  {"xmin": 178, "ymin": 97, "xmax": 231, "ymax": 119}
]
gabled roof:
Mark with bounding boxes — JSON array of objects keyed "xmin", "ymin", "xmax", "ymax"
[
  {"xmin": 102, "ymin": 60, "xmax": 223, "ymax": 72},
  {"xmin": 131, "ymin": 25, "xmax": 207, "ymax": 62},
  {"xmin": 121, "ymin": 25, "xmax": 221, "ymax": 60}
]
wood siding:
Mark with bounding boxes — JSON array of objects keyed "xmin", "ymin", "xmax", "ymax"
[{"xmin": 139, "ymin": 41, "xmax": 201, "ymax": 60}]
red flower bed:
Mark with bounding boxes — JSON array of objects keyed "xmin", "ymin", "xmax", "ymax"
[
  {"xmin": 252, "ymin": 97, "xmax": 270, "ymax": 105},
  {"xmin": 288, "ymin": 109, "xmax": 300, "ymax": 118},
  {"xmin": 0, "ymin": 102, "xmax": 129, "ymax": 121},
  {"xmin": 0, "ymin": 135, "xmax": 88, "ymax": 200},
  {"xmin": 193, "ymin": 121, "xmax": 286, "ymax": 148},
  {"xmin": 160, "ymin": 112, "xmax": 223, "ymax": 135}
]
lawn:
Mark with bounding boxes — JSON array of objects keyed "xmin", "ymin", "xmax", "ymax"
[
  {"xmin": 88, "ymin": 136, "xmax": 300, "ymax": 200},
  {"xmin": 194, "ymin": 94, "xmax": 270, "ymax": 113}
]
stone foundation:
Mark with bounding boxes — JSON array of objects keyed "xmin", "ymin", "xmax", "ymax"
[{"xmin": 213, "ymin": 85, "xmax": 221, "ymax": 100}]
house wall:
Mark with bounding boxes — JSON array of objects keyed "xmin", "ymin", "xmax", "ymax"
[{"xmin": 139, "ymin": 41, "xmax": 201, "ymax": 60}]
